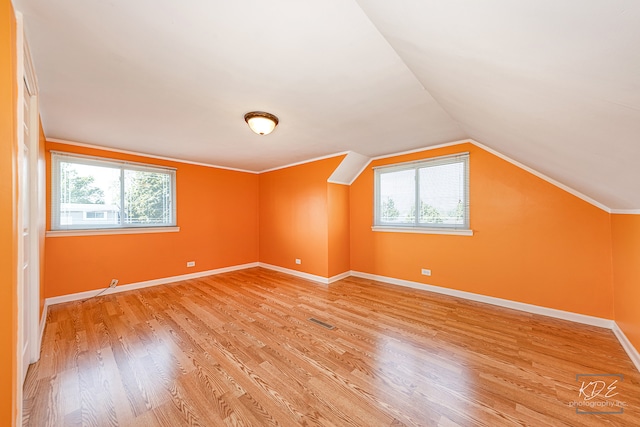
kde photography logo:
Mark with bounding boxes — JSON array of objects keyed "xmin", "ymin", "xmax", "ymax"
[{"xmin": 568, "ymin": 374, "xmax": 627, "ymax": 415}]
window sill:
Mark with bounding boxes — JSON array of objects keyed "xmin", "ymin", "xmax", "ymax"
[
  {"xmin": 46, "ymin": 226, "xmax": 180, "ymax": 237},
  {"xmin": 372, "ymin": 226, "xmax": 473, "ymax": 236}
]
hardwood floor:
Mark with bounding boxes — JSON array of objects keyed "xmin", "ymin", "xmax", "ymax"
[{"xmin": 23, "ymin": 268, "xmax": 640, "ymax": 426}]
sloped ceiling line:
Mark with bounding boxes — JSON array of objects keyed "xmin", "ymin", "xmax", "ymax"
[
  {"xmin": 16, "ymin": 0, "xmax": 640, "ymax": 210},
  {"xmin": 51, "ymin": 136, "xmax": 616, "ymax": 213},
  {"xmin": 355, "ymin": 0, "xmax": 640, "ymax": 210}
]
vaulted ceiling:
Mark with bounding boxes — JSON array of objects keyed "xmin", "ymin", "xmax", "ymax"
[{"xmin": 15, "ymin": 0, "xmax": 640, "ymax": 210}]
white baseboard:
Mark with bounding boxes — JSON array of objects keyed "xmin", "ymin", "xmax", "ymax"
[
  {"xmin": 46, "ymin": 262, "xmax": 346, "ymax": 308},
  {"xmin": 350, "ymin": 271, "xmax": 615, "ymax": 329},
  {"xmin": 45, "ymin": 264, "xmax": 616, "ymax": 330},
  {"xmin": 349, "ymin": 271, "xmax": 640, "ymax": 373},
  {"xmin": 31, "ymin": 302, "xmax": 49, "ymax": 364},
  {"xmin": 257, "ymin": 263, "xmax": 350, "ymax": 284},
  {"xmin": 45, "ymin": 262, "xmax": 259, "ymax": 306},
  {"xmin": 41, "ymin": 262, "xmax": 639, "ymax": 374},
  {"xmin": 328, "ymin": 270, "xmax": 351, "ymax": 283},
  {"xmin": 39, "ymin": 303, "xmax": 47, "ymax": 345},
  {"xmin": 612, "ymin": 323, "xmax": 640, "ymax": 373},
  {"xmin": 258, "ymin": 262, "xmax": 331, "ymax": 284}
]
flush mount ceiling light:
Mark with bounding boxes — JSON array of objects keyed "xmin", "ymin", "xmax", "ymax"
[{"xmin": 244, "ymin": 111, "xmax": 279, "ymax": 135}]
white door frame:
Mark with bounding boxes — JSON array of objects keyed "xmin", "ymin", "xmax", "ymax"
[
  {"xmin": 15, "ymin": 10, "xmax": 41, "ymax": 424},
  {"xmin": 22, "ymin": 14, "xmax": 41, "ymax": 366}
]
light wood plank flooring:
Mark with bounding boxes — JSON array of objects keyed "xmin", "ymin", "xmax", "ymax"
[{"xmin": 23, "ymin": 268, "xmax": 640, "ymax": 426}]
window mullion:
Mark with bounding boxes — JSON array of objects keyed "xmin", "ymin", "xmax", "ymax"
[
  {"xmin": 120, "ymin": 167, "xmax": 125, "ymax": 226},
  {"xmin": 414, "ymin": 167, "xmax": 420, "ymax": 226}
]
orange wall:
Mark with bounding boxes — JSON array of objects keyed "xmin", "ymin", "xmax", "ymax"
[
  {"xmin": 0, "ymin": 0, "xmax": 18, "ymax": 423},
  {"xmin": 259, "ymin": 156, "xmax": 345, "ymax": 277},
  {"xmin": 351, "ymin": 142, "xmax": 614, "ymax": 318},
  {"xmin": 44, "ymin": 141, "xmax": 259, "ymax": 297},
  {"xmin": 327, "ymin": 183, "xmax": 350, "ymax": 277},
  {"xmin": 612, "ymin": 214, "xmax": 640, "ymax": 352}
]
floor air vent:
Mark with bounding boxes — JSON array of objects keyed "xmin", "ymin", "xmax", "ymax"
[{"xmin": 308, "ymin": 317, "xmax": 335, "ymax": 330}]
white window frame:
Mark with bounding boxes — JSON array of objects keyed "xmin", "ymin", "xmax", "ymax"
[
  {"xmin": 373, "ymin": 152, "xmax": 472, "ymax": 236},
  {"xmin": 50, "ymin": 152, "xmax": 177, "ymax": 232}
]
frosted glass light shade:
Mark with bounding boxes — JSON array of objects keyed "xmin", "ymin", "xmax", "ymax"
[{"xmin": 244, "ymin": 111, "xmax": 279, "ymax": 135}]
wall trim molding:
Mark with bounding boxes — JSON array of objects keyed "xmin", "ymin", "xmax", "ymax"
[
  {"xmin": 610, "ymin": 209, "xmax": 640, "ymax": 215},
  {"xmin": 38, "ymin": 304, "xmax": 48, "ymax": 358},
  {"xmin": 48, "ymin": 137, "xmax": 636, "ymax": 212},
  {"xmin": 350, "ymin": 271, "xmax": 639, "ymax": 372},
  {"xmin": 47, "ymin": 138, "xmax": 259, "ymax": 174},
  {"xmin": 352, "ymin": 139, "xmax": 473, "ymax": 186},
  {"xmin": 350, "ymin": 271, "xmax": 615, "ymax": 329},
  {"xmin": 469, "ymin": 140, "xmax": 611, "ymax": 213},
  {"xmin": 45, "ymin": 263, "xmax": 352, "ymax": 309},
  {"xmin": 612, "ymin": 323, "xmax": 640, "ymax": 373},
  {"xmin": 328, "ymin": 271, "xmax": 351, "ymax": 283},
  {"xmin": 48, "ymin": 139, "xmax": 359, "ymax": 178},
  {"xmin": 259, "ymin": 152, "xmax": 350, "ymax": 174},
  {"xmin": 351, "ymin": 139, "xmax": 614, "ymax": 213},
  {"xmin": 41, "ymin": 263, "xmax": 638, "ymax": 373},
  {"xmin": 44, "ymin": 262, "xmax": 259, "ymax": 306},
  {"xmin": 369, "ymin": 139, "xmax": 473, "ymax": 161},
  {"xmin": 257, "ymin": 262, "xmax": 332, "ymax": 284}
]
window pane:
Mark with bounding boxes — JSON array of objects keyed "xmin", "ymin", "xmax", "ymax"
[
  {"xmin": 52, "ymin": 153, "xmax": 176, "ymax": 230},
  {"xmin": 419, "ymin": 162, "xmax": 465, "ymax": 226},
  {"xmin": 58, "ymin": 161, "xmax": 121, "ymax": 228},
  {"xmin": 374, "ymin": 153, "xmax": 469, "ymax": 230},
  {"xmin": 379, "ymin": 169, "xmax": 415, "ymax": 224},
  {"xmin": 124, "ymin": 169, "xmax": 173, "ymax": 225}
]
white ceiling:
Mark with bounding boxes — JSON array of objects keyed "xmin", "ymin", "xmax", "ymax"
[{"xmin": 15, "ymin": 0, "xmax": 640, "ymax": 210}]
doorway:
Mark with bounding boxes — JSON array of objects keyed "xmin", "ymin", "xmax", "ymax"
[{"xmin": 18, "ymin": 23, "xmax": 41, "ymax": 386}]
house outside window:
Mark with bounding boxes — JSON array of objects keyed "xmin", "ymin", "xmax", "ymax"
[{"xmin": 51, "ymin": 152, "xmax": 176, "ymax": 230}]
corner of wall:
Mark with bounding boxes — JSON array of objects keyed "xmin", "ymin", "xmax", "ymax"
[{"xmin": 611, "ymin": 213, "xmax": 640, "ymax": 359}]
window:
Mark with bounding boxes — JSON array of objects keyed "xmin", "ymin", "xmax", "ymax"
[
  {"xmin": 51, "ymin": 152, "xmax": 176, "ymax": 230},
  {"xmin": 83, "ymin": 211, "xmax": 106, "ymax": 220},
  {"xmin": 374, "ymin": 153, "xmax": 469, "ymax": 232}
]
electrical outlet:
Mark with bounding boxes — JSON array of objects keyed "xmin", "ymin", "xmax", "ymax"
[
  {"xmin": 295, "ymin": 258, "xmax": 301, "ymax": 265},
  {"xmin": 109, "ymin": 279, "xmax": 118, "ymax": 288},
  {"xmin": 187, "ymin": 261, "xmax": 195, "ymax": 267},
  {"xmin": 421, "ymin": 268, "xmax": 431, "ymax": 276}
]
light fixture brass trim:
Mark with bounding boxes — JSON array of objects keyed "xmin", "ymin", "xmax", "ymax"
[{"xmin": 244, "ymin": 111, "xmax": 279, "ymax": 135}]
